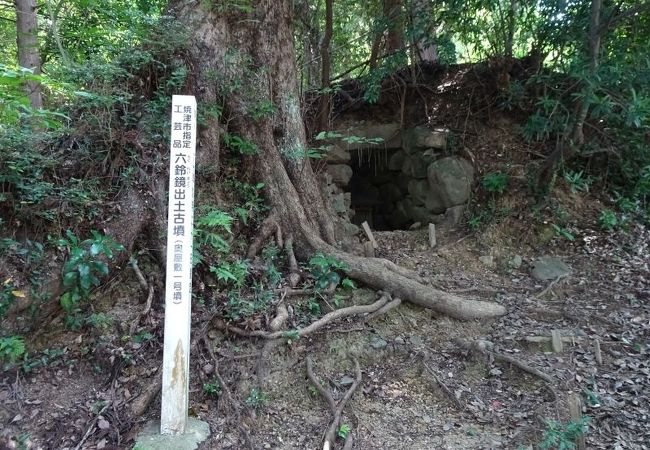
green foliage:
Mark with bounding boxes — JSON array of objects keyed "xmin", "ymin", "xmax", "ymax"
[
  {"xmin": 0, "ymin": 335, "xmax": 26, "ymax": 365},
  {"xmin": 227, "ymin": 181, "xmax": 266, "ymax": 225},
  {"xmin": 552, "ymin": 224, "xmax": 575, "ymax": 242},
  {"xmin": 195, "ymin": 207, "xmax": 235, "ymax": 262},
  {"xmin": 564, "ymin": 170, "xmax": 594, "ymax": 194},
  {"xmin": 599, "ymin": 209, "xmax": 618, "ymax": 231},
  {"xmin": 57, "ymin": 230, "xmax": 124, "ymax": 327},
  {"xmin": 308, "ymin": 252, "xmax": 351, "ymax": 291},
  {"xmin": 224, "ymin": 286, "xmax": 273, "ymax": 321},
  {"xmin": 539, "ymin": 417, "xmax": 590, "ymax": 450},
  {"xmin": 245, "ymin": 388, "xmax": 268, "ymax": 409},
  {"xmin": 482, "ymin": 172, "xmax": 509, "ymax": 195},
  {"xmin": 467, "ymin": 199, "xmax": 510, "ymax": 231},
  {"xmin": 210, "ymin": 260, "xmax": 249, "ymax": 288},
  {"xmin": 203, "ymin": 380, "xmax": 221, "ymax": 396},
  {"xmin": 337, "ymin": 423, "xmax": 351, "ymax": 439},
  {"xmin": 0, "ymin": 65, "xmax": 69, "ymax": 128},
  {"xmin": 0, "ymin": 278, "xmax": 24, "ymax": 319},
  {"xmin": 223, "ymin": 133, "xmax": 259, "ymax": 155},
  {"xmin": 248, "ymin": 99, "xmax": 276, "ymax": 121}
]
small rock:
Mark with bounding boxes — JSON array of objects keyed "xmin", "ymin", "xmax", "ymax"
[
  {"xmin": 97, "ymin": 418, "xmax": 110, "ymax": 430},
  {"xmin": 489, "ymin": 367, "xmax": 502, "ymax": 376},
  {"xmin": 409, "ymin": 222, "xmax": 422, "ymax": 230},
  {"xmin": 370, "ymin": 337, "xmax": 388, "ymax": 349},
  {"xmin": 339, "ymin": 375, "xmax": 355, "ymax": 386},
  {"xmin": 409, "ymin": 335, "xmax": 424, "ymax": 347},
  {"xmin": 394, "ymin": 337, "xmax": 406, "ymax": 345},
  {"xmin": 509, "ymin": 255, "xmax": 523, "ymax": 269},
  {"xmin": 479, "ymin": 255, "xmax": 495, "ymax": 267},
  {"xmin": 202, "ymin": 363, "xmax": 215, "ymax": 375},
  {"xmin": 531, "ymin": 256, "xmax": 571, "ymax": 281}
]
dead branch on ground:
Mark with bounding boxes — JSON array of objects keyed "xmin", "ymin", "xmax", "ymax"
[
  {"xmin": 306, "ymin": 357, "xmax": 362, "ymax": 450},
  {"xmin": 454, "ymin": 338, "xmax": 554, "ymax": 385},
  {"xmin": 201, "ymin": 337, "xmax": 256, "ymax": 450},
  {"xmin": 129, "ymin": 257, "xmax": 155, "ymax": 335},
  {"xmin": 216, "ymin": 294, "xmax": 391, "ymax": 339}
]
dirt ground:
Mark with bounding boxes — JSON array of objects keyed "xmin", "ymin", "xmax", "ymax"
[
  {"xmin": 1, "ymin": 211, "xmax": 648, "ymax": 449},
  {"xmin": 1, "ymin": 65, "xmax": 648, "ymax": 450}
]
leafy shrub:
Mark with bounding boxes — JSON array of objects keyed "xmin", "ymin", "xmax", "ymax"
[
  {"xmin": 539, "ymin": 417, "xmax": 590, "ymax": 450},
  {"xmin": 203, "ymin": 380, "xmax": 221, "ymax": 396},
  {"xmin": 209, "ymin": 260, "xmax": 249, "ymax": 288},
  {"xmin": 223, "ymin": 132, "xmax": 259, "ymax": 155},
  {"xmin": 0, "ymin": 335, "xmax": 26, "ymax": 365},
  {"xmin": 599, "ymin": 209, "xmax": 618, "ymax": 231},
  {"xmin": 245, "ymin": 388, "xmax": 268, "ymax": 409},
  {"xmin": 308, "ymin": 252, "xmax": 354, "ymax": 291},
  {"xmin": 0, "ymin": 278, "xmax": 24, "ymax": 319},
  {"xmin": 57, "ymin": 230, "xmax": 124, "ymax": 327},
  {"xmin": 482, "ymin": 172, "xmax": 509, "ymax": 194},
  {"xmin": 564, "ymin": 170, "xmax": 594, "ymax": 194}
]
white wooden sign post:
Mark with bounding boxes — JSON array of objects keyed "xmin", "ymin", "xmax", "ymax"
[{"xmin": 161, "ymin": 95, "xmax": 197, "ymax": 435}]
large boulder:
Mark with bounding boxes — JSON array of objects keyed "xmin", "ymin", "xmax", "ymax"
[
  {"xmin": 327, "ymin": 164, "xmax": 353, "ymax": 187},
  {"xmin": 408, "ymin": 179, "xmax": 446, "ymax": 213},
  {"xmin": 388, "ymin": 149, "xmax": 407, "ymax": 171},
  {"xmin": 403, "ymin": 127, "xmax": 448, "ymax": 151},
  {"xmin": 340, "ymin": 122, "xmax": 402, "ymax": 149},
  {"xmin": 324, "ymin": 145, "xmax": 351, "ymax": 164},
  {"xmin": 401, "ymin": 154, "xmax": 428, "ymax": 179},
  {"xmin": 427, "ymin": 157, "xmax": 474, "ymax": 207}
]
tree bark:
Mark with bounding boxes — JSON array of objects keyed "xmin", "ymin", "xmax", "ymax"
[
  {"xmin": 169, "ymin": 0, "xmax": 505, "ymax": 320},
  {"xmin": 317, "ymin": 0, "xmax": 333, "ymax": 131},
  {"xmin": 383, "ymin": 0, "xmax": 404, "ymax": 55},
  {"xmin": 412, "ymin": 0, "xmax": 437, "ymax": 63},
  {"xmin": 14, "ymin": 0, "xmax": 42, "ymax": 109},
  {"xmin": 538, "ymin": 0, "xmax": 602, "ymax": 188}
]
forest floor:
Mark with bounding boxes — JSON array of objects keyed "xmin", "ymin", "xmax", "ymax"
[
  {"xmin": 1, "ymin": 64, "xmax": 649, "ymax": 450},
  {"xmin": 1, "ymin": 213, "xmax": 648, "ymax": 450}
]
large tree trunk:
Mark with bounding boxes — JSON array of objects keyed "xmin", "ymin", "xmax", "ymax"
[
  {"xmin": 383, "ymin": 0, "xmax": 405, "ymax": 55},
  {"xmin": 317, "ymin": 0, "xmax": 333, "ymax": 131},
  {"xmin": 14, "ymin": 0, "xmax": 42, "ymax": 109},
  {"xmin": 169, "ymin": 0, "xmax": 505, "ymax": 320}
]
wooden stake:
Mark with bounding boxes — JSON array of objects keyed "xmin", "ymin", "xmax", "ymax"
[
  {"xmin": 594, "ymin": 339, "xmax": 602, "ymax": 365},
  {"xmin": 551, "ymin": 329, "xmax": 564, "ymax": 353},
  {"xmin": 568, "ymin": 393, "xmax": 586, "ymax": 450},
  {"xmin": 428, "ymin": 223, "xmax": 436, "ymax": 248},
  {"xmin": 361, "ymin": 221, "xmax": 378, "ymax": 249},
  {"xmin": 161, "ymin": 95, "xmax": 197, "ymax": 435}
]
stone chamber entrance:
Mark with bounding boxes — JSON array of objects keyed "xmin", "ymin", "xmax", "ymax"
[{"xmin": 323, "ymin": 122, "xmax": 475, "ymax": 232}]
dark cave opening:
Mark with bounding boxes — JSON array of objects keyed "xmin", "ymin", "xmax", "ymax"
[{"xmin": 348, "ymin": 148, "xmax": 410, "ymax": 231}]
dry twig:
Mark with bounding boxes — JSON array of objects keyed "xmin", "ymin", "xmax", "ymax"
[
  {"xmin": 220, "ymin": 294, "xmax": 391, "ymax": 339},
  {"xmin": 306, "ymin": 357, "xmax": 362, "ymax": 450}
]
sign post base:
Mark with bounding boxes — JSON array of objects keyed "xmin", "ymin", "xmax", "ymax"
[{"xmin": 134, "ymin": 417, "xmax": 210, "ymax": 450}]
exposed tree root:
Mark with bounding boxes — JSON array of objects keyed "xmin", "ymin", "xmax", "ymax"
[
  {"xmin": 73, "ymin": 401, "xmax": 111, "ymax": 450},
  {"xmin": 306, "ymin": 356, "xmax": 362, "ymax": 450},
  {"xmin": 201, "ymin": 337, "xmax": 256, "ymax": 450},
  {"xmin": 535, "ymin": 274, "xmax": 569, "ymax": 298},
  {"xmin": 454, "ymin": 338, "xmax": 554, "ymax": 385},
  {"xmin": 363, "ymin": 297, "xmax": 402, "ymax": 323},
  {"xmin": 130, "ymin": 376, "xmax": 162, "ymax": 417},
  {"xmin": 284, "ymin": 235, "xmax": 301, "ymax": 288},
  {"xmin": 246, "ymin": 212, "xmax": 279, "ymax": 259},
  {"xmin": 128, "ymin": 257, "xmax": 154, "ymax": 335},
  {"xmin": 269, "ymin": 303, "xmax": 289, "ymax": 331},
  {"xmin": 290, "ymin": 226, "xmax": 507, "ymax": 320},
  {"xmin": 420, "ymin": 356, "xmax": 465, "ymax": 411},
  {"xmin": 216, "ymin": 294, "xmax": 390, "ymax": 339}
]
